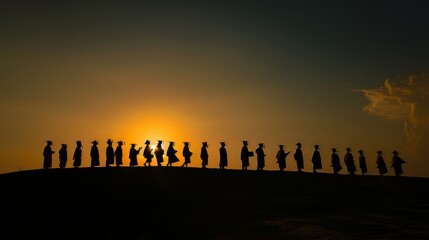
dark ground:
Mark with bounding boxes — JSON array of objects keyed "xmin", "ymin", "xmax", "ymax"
[{"xmin": 1, "ymin": 167, "xmax": 428, "ymax": 240}]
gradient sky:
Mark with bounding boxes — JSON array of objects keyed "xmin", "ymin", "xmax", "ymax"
[{"xmin": 1, "ymin": 1, "xmax": 428, "ymax": 176}]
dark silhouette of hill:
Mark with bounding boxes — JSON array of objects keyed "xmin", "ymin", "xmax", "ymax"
[{"xmin": 1, "ymin": 168, "xmax": 428, "ymax": 239}]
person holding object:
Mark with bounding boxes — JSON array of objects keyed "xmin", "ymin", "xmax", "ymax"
[{"xmin": 129, "ymin": 144, "xmax": 142, "ymax": 167}]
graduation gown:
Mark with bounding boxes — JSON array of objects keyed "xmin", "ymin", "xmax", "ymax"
[
  {"xmin": 331, "ymin": 153, "xmax": 342, "ymax": 173},
  {"xmin": 276, "ymin": 149, "xmax": 288, "ymax": 170},
  {"xmin": 155, "ymin": 146, "xmax": 164, "ymax": 164},
  {"xmin": 59, "ymin": 147, "xmax": 67, "ymax": 168},
  {"xmin": 392, "ymin": 156, "xmax": 405, "ymax": 175},
  {"xmin": 129, "ymin": 147, "xmax": 141, "ymax": 166},
  {"xmin": 167, "ymin": 146, "xmax": 179, "ymax": 164},
  {"xmin": 294, "ymin": 148, "xmax": 304, "ymax": 170},
  {"xmin": 256, "ymin": 147, "xmax": 265, "ymax": 169},
  {"xmin": 143, "ymin": 145, "xmax": 154, "ymax": 163},
  {"xmin": 90, "ymin": 145, "xmax": 100, "ymax": 167},
  {"xmin": 115, "ymin": 146, "xmax": 123, "ymax": 166},
  {"xmin": 73, "ymin": 147, "xmax": 82, "ymax": 167},
  {"xmin": 200, "ymin": 147, "xmax": 208, "ymax": 166},
  {"xmin": 219, "ymin": 147, "xmax": 228, "ymax": 167},
  {"xmin": 182, "ymin": 146, "xmax": 192, "ymax": 164},
  {"xmin": 359, "ymin": 155, "xmax": 368, "ymax": 174},
  {"xmin": 344, "ymin": 152, "xmax": 357, "ymax": 173},
  {"xmin": 240, "ymin": 146, "xmax": 252, "ymax": 167},
  {"xmin": 312, "ymin": 150, "xmax": 322, "ymax": 170},
  {"xmin": 376, "ymin": 156, "xmax": 388, "ymax": 175},
  {"xmin": 43, "ymin": 146, "xmax": 54, "ymax": 169},
  {"xmin": 106, "ymin": 146, "xmax": 115, "ymax": 165}
]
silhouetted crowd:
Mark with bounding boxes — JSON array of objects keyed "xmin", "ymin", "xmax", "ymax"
[{"xmin": 43, "ymin": 140, "xmax": 407, "ymax": 176}]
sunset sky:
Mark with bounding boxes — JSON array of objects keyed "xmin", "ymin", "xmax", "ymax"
[{"xmin": 1, "ymin": 1, "xmax": 428, "ymax": 177}]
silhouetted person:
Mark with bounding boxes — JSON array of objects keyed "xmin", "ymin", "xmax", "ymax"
[
  {"xmin": 276, "ymin": 145, "xmax": 290, "ymax": 171},
  {"xmin": 391, "ymin": 151, "xmax": 406, "ymax": 176},
  {"xmin": 331, "ymin": 148, "xmax": 342, "ymax": 174},
  {"xmin": 90, "ymin": 140, "xmax": 100, "ymax": 168},
  {"xmin": 240, "ymin": 141, "xmax": 253, "ymax": 170},
  {"xmin": 376, "ymin": 151, "xmax": 388, "ymax": 176},
  {"xmin": 312, "ymin": 145, "xmax": 322, "ymax": 173},
  {"xmin": 106, "ymin": 139, "xmax": 114, "ymax": 167},
  {"xmin": 256, "ymin": 143, "xmax": 266, "ymax": 171},
  {"xmin": 293, "ymin": 142, "xmax": 304, "ymax": 172},
  {"xmin": 219, "ymin": 142, "xmax": 228, "ymax": 170},
  {"xmin": 143, "ymin": 140, "xmax": 154, "ymax": 167},
  {"xmin": 115, "ymin": 141, "xmax": 124, "ymax": 167},
  {"xmin": 344, "ymin": 147, "xmax": 356, "ymax": 175},
  {"xmin": 59, "ymin": 144, "xmax": 67, "ymax": 168},
  {"xmin": 166, "ymin": 142, "xmax": 180, "ymax": 167},
  {"xmin": 129, "ymin": 144, "xmax": 142, "ymax": 167},
  {"xmin": 358, "ymin": 150, "xmax": 368, "ymax": 176},
  {"xmin": 181, "ymin": 142, "xmax": 192, "ymax": 168},
  {"xmin": 200, "ymin": 142, "xmax": 209, "ymax": 169},
  {"xmin": 155, "ymin": 140, "xmax": 164, "ymax": 167},
  {"xmin": 73, "ymin": 141, "xmax": 82, "ymax": 168},
  {"xmin": 43, "ymin": 141, "xmax": 55, "ymax": 169}
]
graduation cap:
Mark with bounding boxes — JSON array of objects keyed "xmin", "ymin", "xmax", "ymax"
[
  {"xmin": 46, "ymin": 140, "xmax": 53, "ymax": 144},
  {"xmin": 61, "ymin": 144, "xmax": 67, "ymax": 147},
  {"xmin": 393, "ymin": 150, "xmax": 399, "ymax": 155},
  {"xmin": 358, "ymin": 150, "xmax": 364, "ymax": 153},
  {"xmin": 258, "ymin": 143, "xmax": 264, "ymax": 147},
  {"xmin": 157, "ymin": 140, "xmax": 163, "ymax": 144},
  {"xmin": 278, "ymin": 144, "xmax": 284, "ymax": 148},
  {"xmin": 346, "ymin": 147, "xmax": 351, "ymax": 151},
  {"xmin": 76, "ymin": 140, "xmax": 82, "ymax": 144},
  {"xmin": 377, "ymin": 150, "xmax": 383, "ymax": 154},
  {"xmin": 331, "ymin": 148, "xmax": 337, "ymax": 152},
  {"xmin": 130, "ymin": 143, "xmax": 137, "ymax": 147},
  {"xmin": 220, "ymin": 142, "xmax": 226, "ymax": 146},
  {"xmin": 242, "ymin": 140, "xmax": 248, "ymax": 145},
  {"xmin": 91, "ymin": 140, "xmax": 98, "ymax": 144},
  {"xmin": 107, "ymin": 139, "xmax": 113, "ymax": 144},
  {"xmin": 183, "ymin": 142, "xmax": 190, "ymax": 146},
  {"xmin": 145, "ymin": 140, "xmax": 150, "ymax": 145},
  {"xmin": 117, "ymin": 141, "xmax": 124, "ymax": 145},
  {"xmin": 296, "ymin": 142, "xmax": 302, "ymax": 146},
  {"xmin": 202, "ymin": 141, "xmax": 208, "ymax": 147},
  {"xmin": 314, "ymin": 144, "xmax": 319, "ymax": 149}
]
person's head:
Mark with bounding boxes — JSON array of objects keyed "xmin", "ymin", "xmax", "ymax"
[
  {"xmin": 243, "ymin": 141, "xmax": 248, "ymax": 146},
  {"xmin": 332, "ymin": 148, "xmax": 337, "ymax": 153},
  {"xmin": 184, "ymin": 142, "xmax": 189, "ymax": 146},
  {"xmin": 393, "ymin": 150, "xmax": 399, "ymax": 156},
  {"xmin": 76, "ymin": 141, "xmax": 82, "ymax": 147},
  {"xmin": 346, "ymin": 147, "xmax": 351, "ymax": 152},
  {"xmin": 202, "ymin": 142, "xmax": 208, "ymax": 147},
  {"xmin": 258, "ymin": 143, "xmax": 264, "ymax": 148},
  {"xmin": 169, "ymin": 141, "xmax": 175, "ymax": 147},
  {"xmin": 61, "ymin": 144, "xmax": 67, "ymax": 149},
  {"xmin": 107, "ymin": 139, "xmax": 113, "ymax": 145},
  {"xmin": 296, "ymin": 142, "xmax": 302, "ymax": 148},
  {"xmin": 358, "ymin": 150, "xmax": 364, "ymax": 155},
  {"xmin": 145, "ymin": 140, "xmax": 150, "ymax": 145},
  {"xmin": 220, "ymin": 142, "xmax": 226, "ymax": 147},
  {"xmin": 131, "ymin": 144, "xmax": 137, "ymax": 148},
  {"xmin": 46, "ymin": 140, "xmax": 53, "ymax": 146},
  {"xmin": 314, "ymin": 144, "xmax": 319, "ymax": 150},
  {"xmin": 279, "ymin": 144, "xmax": 284, "ymax": 150},
  {"xmin": 157, "ymin": 140, "xmax": 163, "ymax": 146},
  {"xmin": 92, "ymin": 140, "xmax": 98, "ymax": 146},
  {"xmin": 377, "ymin": 150, "xmax": 383, "ymax": 155}
]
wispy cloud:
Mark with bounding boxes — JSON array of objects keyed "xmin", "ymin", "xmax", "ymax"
[{"xmin": 355, "ymin": 74, "xmax": 429, "ymax": 147}]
